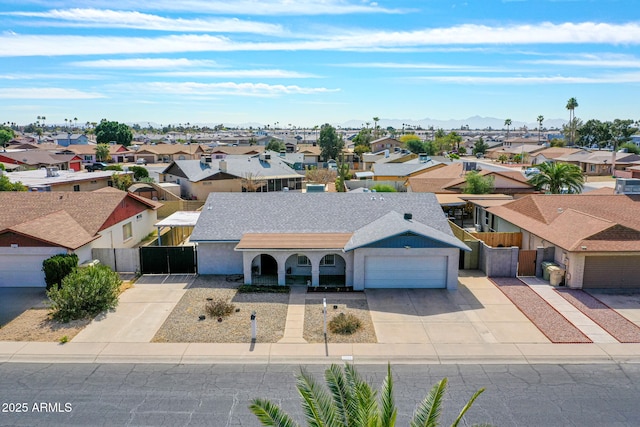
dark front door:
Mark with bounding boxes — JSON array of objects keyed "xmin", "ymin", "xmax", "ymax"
[{"xmin": 517, "ymin": 250, "xmax": 537, "ymax": 276}]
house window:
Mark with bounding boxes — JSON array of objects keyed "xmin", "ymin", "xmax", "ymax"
[
  {"xmin": 590, "ymin": 165, "xmax": 596, "ymax": 172},
  {"xmin": 107, "ymin": 180, "xmax": 113, "ymax": 187},
  {"xmin": 320, "ymin": 254, "xmax": 335, "ymax": 266},
  {"xmin": 136, "ymin": 214, "xmax": 143, "ymax": 221},
  {"xmin": 297, "ymin": 255, "xmax": 311, "ymax": 266},
  {"xmin": 122, "ymin": 222, "xmax": 133, "ymax": 241},
  {"xmin": 73, "ymin": 184, "xmax": 80, "ymax": 192}
]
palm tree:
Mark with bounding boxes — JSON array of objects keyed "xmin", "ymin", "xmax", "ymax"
[
  {"xmin": 537, "ymin": 115, "xmax": 544, "ymax": 144},
  {"xmin": 373, "ymin": 116, "xmax": 380, "ymax": 138},
  {"xmin": 528, "ymin": 161, "xmax": 584, "ymax": 194},
  {"xmin": 504, "ymin": 118, "xmax": 512, "ymax": 142},
  {"xmin": 250, "ymin": 363, "xmax": 486, "ymax": 427},
  {"xmin": 566, "ymin": 97, "xmax": 579, "ymax": 145},
  {"xmin": 74, "ymin": 117, "xmax": 78, "ymax": 129}
]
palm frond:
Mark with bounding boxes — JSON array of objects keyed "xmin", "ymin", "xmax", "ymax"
[
  {"xmin": 450, "ymin": 388, "xmax": 485, "ymax": 427},
  {"xmin": 325, "ymin": 364, "xmax": 353, "ymax": 426},
  {"xmin": 249, "ymin": 398, "xmax": 300, "ymax": 427},
  {"xmin": 410, "ymin": 378, "xmax": 447, "ymax": 427},
  {"xmin": 296, "ymin": 367, "xmax": 336, "ymax": 427},
  {"xmin": 379, "ymin": 363, "xmax": 398, "ymax": 427},
  {"xmin": 344, "ymin": 363, "xmax": 378, "ymax": 427}
]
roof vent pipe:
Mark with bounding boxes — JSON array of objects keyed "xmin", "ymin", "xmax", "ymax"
[{"xmin": 404, "ymin": 213, "xmax": 412, "ymax": 220}]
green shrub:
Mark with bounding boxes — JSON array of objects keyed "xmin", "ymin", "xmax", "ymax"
[
  {"xmin": 370, "ymin": 184, "xmax": 397, "ymax": 192},
  {"xmin": 130, "ymin": 165, "xmax": 149, "ymax": 181},
  {"xmin": 105, "ymin": 164, "xmax": 123, "ymax": 171},
  {"xmin": 205, "ymin": 299, "xmax": 235, "ymax": 318},
  {"xmin": 47, "ymin": 265, "xmax": 121, "ymax": 322},
  {"xmin": 329, "ymin": 312, "xmax": 362, "ymax": 335},
  {"xmin": 237, "ymin": 285, "xmax": 290, "ymax": 293},
  {"xmin": 42, "ymin": 253, "xmax": 78, "ymax": 291}
]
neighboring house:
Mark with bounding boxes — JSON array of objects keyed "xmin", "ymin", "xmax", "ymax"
[
  {"xmin": 483, "ymin": 189, "xmax": 640, "ymax": 289},
  {"xmin": 190, "ymin": 192, "xmax": 470, "ymax": 290},
  {"xmin": 53, "ymin": 133, "xmax": 89, "ymax": 147},
  {"xmin": 298, "ymin": 145, "xmax": 321, "ymax": 168},
  {"xmin": 60, "ymin": 143, "xmax": 133, "ymax": 163},
  {"xmin": 135, "ymin": 144, "xmax": 207, "ymax": 164},
  {"xmin": 578, "ymin": 152, "xmax": 640, "ymax": 176},
  {"xmin": 0, "ymin": 150, "xmax": 83, "ymax": 171},
  {"xmin": 0, "ymin": 188, "xmax": 161, "ymax": 287},
  {"xmin": 160, "ymin": 153, "xmax": 304, "ymax": 200},
  {"xmin": 6, "ymin": 168, "xmax": 132, "ymax": 192},
  {"xmin": 407, "ymin": 163, "xmax": 537, "ymax": 195},
  {"xmin": 530, "ymin": 147, "xmax": 586, "ymax": 165},
  {"xmin": 209, "ymin": 145, "xmax": 264, "ymax": 159},
  {"xmin": 361, "ymin": 150, "xmax": 416, "ymax": 171},
  {"xmin": 370, "ymin": 137, "xmax": 403, "ymax": 153},
  {"xmin": 372, "ymin": 157, "xmax": 444, "ymax": 182},
  {"xmin": 485, "ymin": 144, "xmax": 546, "ymax": 161}
]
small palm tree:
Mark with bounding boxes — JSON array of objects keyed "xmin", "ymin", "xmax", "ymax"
[
  {"xmin": 528, "ymin": 161, "xmax": 584, "ymax": 194},
  {"xmin": 250, "ymin": 363, "xmax": 486, "ymax": 427},
  {"xmin": 504, "ymin": 118, "xmax": 512, "ymax": 141},
  {"xmin": 537, "ymin": 115, "xmax": 544, "ymax": 144},
  {"xmin": 565, "ymin": 98, "xmax": 578, "ymax": 145}
]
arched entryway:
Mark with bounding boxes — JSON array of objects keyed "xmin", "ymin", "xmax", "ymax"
[
  {"xmin": 318, "ymin": 253, "xmax": 346, "ymax": 287},
  {"xmin": 284, "ymin": 254, "xmax": 312, "ymax": 285},
  {"xmin": 251, "ymin": 254, "xmax": 278, "ymax": 285}
]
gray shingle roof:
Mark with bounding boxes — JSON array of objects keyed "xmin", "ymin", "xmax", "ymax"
[
  {"xmin": 372, "ymin": 161, "xmax": 440, "ymax": 177},
  {"xmin": 191, "ymin": 192, "xmax": 453, "ymax": 242},
  {"xmin": 169, "ymin": 155, "xmax": 301, "ymax": 182},
  {"xmin": 344, "ymin": 211, "xmax": 470, "ymax": 251}
]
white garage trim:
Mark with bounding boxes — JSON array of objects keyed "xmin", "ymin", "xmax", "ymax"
[{"xmin": 364, "ymin": 255, "xmax": 447, "ymax": 289}]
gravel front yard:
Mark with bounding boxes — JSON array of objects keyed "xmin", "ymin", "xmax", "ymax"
[
  {"xmin": 0, "ymin": 309, "xmax": 90, "ymax": 342},
  {"xmin": 152, "ymin": 276, "xmax": 289, "ymax": 343},
  {"xmin": 303, "ymin": 297, "xmax": 377, "ymax": 343}
]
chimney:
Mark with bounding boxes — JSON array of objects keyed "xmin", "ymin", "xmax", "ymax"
[
  {"xmin": 404, "ymin": 213, "xmax": 413, "ymax": 221},
  {"xmin": 219, "ymin": 159, "xmax": 227, "ymax": 172}
]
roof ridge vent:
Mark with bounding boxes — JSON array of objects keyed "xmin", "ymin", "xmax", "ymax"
[{"xmin": 404, "ymin": 213, "xmax": 413, "ymax": 220}]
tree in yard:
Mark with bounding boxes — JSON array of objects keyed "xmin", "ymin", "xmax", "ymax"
[
  {"xmin": 472, "ymin": 137, "xmax": 489, "ymax": 155},
  {"xmin": 130, "ymin": 166, "xmax": 149, "ymax": 181},
  {"xmin": 549, "ymin": 138, "xmax": 566, "ymax": 148},
  {"xmin": 562, "ymin": 117, "xmax": 582, "ymax": 147},
  {"xmin": 305, "ymin": 167, "xmax": 336, "ymax": 185},
  {"xmin": 266, "ymin": 139, "xmax": 286, "ymax": 152},
  {"xmin": 400, "ymin": 134, "xmax": 426, "ymax": 154},
  {"xmin": 318, "ymin": 123, "xmax": 344, "ymax": 161},
  {"xmin": 565, "ymin": 97, "xmax": 579, "ymax": 145},
  {"xmin": 537, "ymin": 115, "xmax": 544, "ymax": 144},
  {"xmin": 111, "ymin": 172, "xmax": 133, "ymax": 191},
  {"xmin": 0, "ymin": 174, "xmax": 27, "ymax": 191},
  {"xmin": 504, "ymin": 118, "xmax": 512, "ymax": 141},
  {"xmin": 95, "ymin": 120, "xmax": 133, "ymax": 147},
  {"xmin": 373, "ymin": 116, "xmax": 380, "ymax": 138},
  {"xmin": 0, "ymin": 128, "xmax": 14, "ymax": 151},
  {"xmin": 497, "ymin": 154, "xmax": 508, "ymax": 164},
  {"xmin": 95, "ymin": 143, "xmax": 110, "ymax": 162},
  {"xmin": 241, "ymin": 172, "xmax": 266, "ymax": 192},
  {"xmin": 528, "ymin": 161, "xmax": 584, "ymax": 194},
  {"xmin": 463, "ymin": 171, "xmax": 495, "ymax": 194},
  {"xmin": 334, "ymin": 156, "xmax": 351, "ymax": 192},
  {"xmin": 249, "ymin": 363, "xmax": 486, "ymax": 427},
  {"xmin": 370, "ymin": 184, "xmax": 397, "ymax": 192},
  {"xmin": 620, "ymin": 142, "xmax": 640, "ymax": 155}
]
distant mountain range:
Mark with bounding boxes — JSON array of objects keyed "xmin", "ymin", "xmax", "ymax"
[{"xmin": 129, "ymin": 116, "xmax": 566, "ymax": 131}]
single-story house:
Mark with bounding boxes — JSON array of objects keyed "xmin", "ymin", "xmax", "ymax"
[
  {"xmin": 0, "ymin": 188, "xmax": 161, "ymax": 287},
  {"xmin": 6, "ymin": 168, "xmax": 133, "ymax": 192},
  {"xmin": 372, "ymin": 158, "xmax": 444, "ymax": 182},
  {"xmin": 135, "ymin": 144, "xmax": 207, "ymax": 164},
  {"xmin": 483, "ymin": 189, "xmax": 640, "ymax": 289},
  {"xmin": 53, "ymin": 133, "xmax": 89, "ymax": 147},
  {"xmin": 160, "ymin": 153, "xmax": 304, "ymax": 199},
  {"xmin": 190, "ymin": 192, "xmax": 470, "ymax": 290},
  {"xmin": 0, "ymin": 150, "xmax": 83, "ymax": 171},
  {"xmin": 370, "ymin": 137, "xmax": 403, "ymax": 153},
  {"xmin": 59, "ymin": 143, "xmax": 132, "ymax": 163},
  {"xmin": 209, "ymin": 145, "xmax": 265, "ymax": 159},
  {"xmin": 530, "ymin": 147, "xmax": 587, "ymax": 165},
  {"xmin": 407, "ymin": 163, "xmax": 536, "ymax": 195}
]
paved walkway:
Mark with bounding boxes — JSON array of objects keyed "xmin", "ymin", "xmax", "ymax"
[{"xmin": 3, "ymin": 272, "xmax": 640, "ymax": 364}]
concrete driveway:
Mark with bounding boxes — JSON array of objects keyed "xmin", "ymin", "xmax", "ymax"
[
  {"xmin": 365, "ymin": 271, "xmax": 548, "ymax": 345},
  {"xmin": 0, "ymin": 288, "xmax": 48, "ymax": 327}
]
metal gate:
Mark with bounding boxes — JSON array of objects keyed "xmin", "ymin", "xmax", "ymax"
[
  {"xmin": 517, "ymin": 249, "xmax": 537, "ymax": 276},
  {"xmin": 140, "ymin": 246, "xmax": 197, "ymax": 274}
]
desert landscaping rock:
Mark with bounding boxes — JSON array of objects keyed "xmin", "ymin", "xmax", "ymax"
[
  {"xmin": 0, "ymin": 309, "xmax": 90, "ymax": 342},
  {"xmin": 152, "ymin": 276, "xmax": 288, "ymax": 343},
  {"xmin": 303, "ymin": 297, "xmax": 377, "ymax": 343}
]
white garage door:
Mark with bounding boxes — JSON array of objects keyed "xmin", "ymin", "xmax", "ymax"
[
  {"xmin": 364, "ymin": 255, "xmax": 447, "ymax": 289},
  {"xmin": 0, "ymin": 253, "xmax": 49, "ymax": 288}
]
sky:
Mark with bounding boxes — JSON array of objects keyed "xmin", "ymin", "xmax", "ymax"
[{"xmin": 1, "ymin": 0, "xmax": 639, "ymax": 128}]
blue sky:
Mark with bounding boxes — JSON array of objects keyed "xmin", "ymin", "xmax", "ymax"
[{"xmin": 1, "ymin": 0, "xmax": 639, "ymax": 128}]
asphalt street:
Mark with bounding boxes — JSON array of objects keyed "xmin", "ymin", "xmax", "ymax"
[{"xmin": 1, "ymin": 363, "xmax": 640, "ymax": 426}]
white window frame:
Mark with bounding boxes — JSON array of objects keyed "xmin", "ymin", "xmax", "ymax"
[
  {"xmin": 320, "ymin": 254, "xmax": 335, "ymax": 266},
  {"xmin": 122, "ymin": 222, "xmax": 133, "ymax": 241},
  {"xmin": 297, "ymin": 255, "xmax": 311, "ymax": 266}
]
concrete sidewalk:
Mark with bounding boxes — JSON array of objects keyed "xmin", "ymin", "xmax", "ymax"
[{"xmin": 3, "ymin": 272, "xmax": 640, "ymax": 364}]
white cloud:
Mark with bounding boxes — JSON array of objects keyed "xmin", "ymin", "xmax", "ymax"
[
  {"xmin": 336, "ymin": 62, "xmax": 507, "ymax": 72},
  {"xmin": 154, "ymin": 70, "xmax": 319, "ymax": 78},
  {"xmin": 4, "ymin": 8, "xmax": 284, "ymax": 35},
  {"xmin": 11, "ymin": 1, "xmax": 405, "ymax": 16},
  {"xmin": 524, "ymin": 54, "xmax": 640, "ymax": 68},
  {"xmin": 0, "ymin": 88, "xmax": 105, "ymax": 99},
  {"xmin": 414, "ymin": 74, "xmax": 640, "ymax": 84},
  {"xmin": 71, "ymin": 58, "xmax": 220, "ymax": 68},
  {"xmin": 134, "ymin": 81, "xmax": 339, "ymax": 97},
  {"xmin": 2, "ymin": 22, "xmax": 640, "ymax": 57},
  {"xmin": 0, "ymin": 73, "xmax": 102, "ymax": 80}
]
